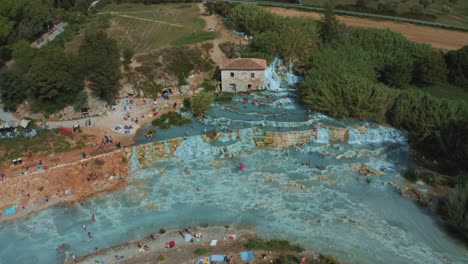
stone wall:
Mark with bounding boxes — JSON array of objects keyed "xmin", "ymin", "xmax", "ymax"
[{"xmin": 221, "ymin": 70, "xmax": 265, "ymax": 92}]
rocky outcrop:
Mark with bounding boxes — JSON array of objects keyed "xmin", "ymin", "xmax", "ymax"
[
  {"xmin": 348, "ymin": 163, "xmax": 383, "ymax": 176},
  {"xmin": 389, "ymin": 182, "xmax": 430, "ymax": 207},
  {"xmin": 329, "ymin": 126, "xmax": 349, "ymax": 142},
  {"xmin": 263, "ymin": 130, "xmax": 315, "ymax": 147}
]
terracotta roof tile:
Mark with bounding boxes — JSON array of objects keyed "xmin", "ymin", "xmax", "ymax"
[{"xmin": 219, "ymin": 58, "xmax": 267, "ymax": 70}]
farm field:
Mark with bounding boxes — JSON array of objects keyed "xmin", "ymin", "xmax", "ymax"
[
  {"xmin": 266, "ymin": 6, "xmax": 468, "ymax": 50},
  {"xmin": 301, "ymin": 0, "xmax": 468, "ymax": 28},
  {"xmin": 66, "ymin": 3, "xmax": 217, "ymax": 54}
]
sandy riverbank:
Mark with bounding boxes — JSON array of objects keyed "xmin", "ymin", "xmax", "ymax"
[{"xmin": 69, "ymin": 225, "xmax": 316, "ymax": 264}]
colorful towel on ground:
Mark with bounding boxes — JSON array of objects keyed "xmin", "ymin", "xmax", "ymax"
[
  {"xmin": 197, "ymin": 257, "xmax": 209, "ymax": 264},
  {"xmin": 4, "ymin": 206, "xmax": 16, "ymax": 215},
  {"xmin": 240, "ymin": 251, "xmax": 254, "ymax": 261},
  {"xmin": 210, "ymin": 255, "xmax": 224, "ymax": 262}
]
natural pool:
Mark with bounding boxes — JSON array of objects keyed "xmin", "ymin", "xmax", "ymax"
[{"xmin": 0, "ymin": 60, "xmax": 466, "ymax": 264}]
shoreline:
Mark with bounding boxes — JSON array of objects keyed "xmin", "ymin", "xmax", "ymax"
[{"xmin": 70, "ymin": 225, "xmax": 317, "ymax": 264}]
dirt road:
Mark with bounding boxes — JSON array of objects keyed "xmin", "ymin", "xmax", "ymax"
[{"xmin": 266, "ymin": 7, "xmax": 468, "ymax": 51}]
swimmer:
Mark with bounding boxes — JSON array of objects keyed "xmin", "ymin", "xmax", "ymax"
[
  {"xmin": 91, "ymin": 214, "xmax": 96, "ymax": 222},
  {"xmin": 88, "ymin": 232, "xmax": 92, "ymax": 239},
  {"xmin": 83, "ymin": 224, "xmax": 86, "ymax": 231}
]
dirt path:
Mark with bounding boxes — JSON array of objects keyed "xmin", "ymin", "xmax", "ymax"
[
  {"xmin": 106, "ymin": 13, "xmax": 184, "ymax": 27},
  {"xmin": 266, "ymin": 7, "xmax": 468, "ymax": 51},
  {"xmin": 197, "ymin": 3, "xmax": 248, "ymax": 66}
]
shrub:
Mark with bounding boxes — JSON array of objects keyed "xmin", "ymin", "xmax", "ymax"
[
  {"xmin": 403, "ymin": 167, "xmax": 418, "ymax": 182},
  {"xmin": 319, "ymin": 254, "xmax": 341, "ymax": 264},
  {"xmin": 201, "ymin": 78, "xmax": 217, "ymax": 92},
  {"xmin": 191, "ymin": 91, "xmax": 214, "ymax": 117},
  {"xmin": 215, "ymin": 93, "xmax": 234, "ymax": 102},
  {"xmin": 442, "ymin": 181, "xmax": 468, "ymax": 240},
  {"xmin": 246, "ymin": 239, "xmax": 304, "ymax": 252},
  {"xmin": 152, "ymin": 112, "xmax": 192, "ymax": 129},
  {"xmin": 73, "ymin": 91, "xmax": 88, "ymax": 111},
  {"xmin": 159, "ymin": 228, "xmax": 166, "ymax": 234},
  {"xmin": 194, "ymin": 248, "xmax": 209, "ymax": 256},
  {"xmin": 158, "ymin": 255, "xmax": 165, "ymax": 261}
]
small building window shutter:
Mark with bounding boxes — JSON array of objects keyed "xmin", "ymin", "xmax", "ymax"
[
  {"xmin": 231, "ymin": 72, "xmax": 234, "ymax": 77},
  {"xmin": 251, "ymin": 73, "xmax": 255, "ymax": 78}
]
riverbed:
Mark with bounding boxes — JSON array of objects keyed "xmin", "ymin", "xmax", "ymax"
[{"xmin": 0, "ymin": 60, "xmax": 466, "ymax": 264}]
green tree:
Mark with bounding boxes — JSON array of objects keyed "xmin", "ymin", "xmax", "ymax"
[
  {"xmin": 445, "ymin": 46, "xmax": 468, "ymax": 90},
  {"xmin": 12, "ymin": 39, "xmax": 36, "ymax": 72},
  {"xmin": 356, "ymin": 0, "xmax": 371, "ymax": 8},
  {"xmin": 123, "ymin": 48, "xmax": 134, "ymax": 70},
  {"xmin": 413, "ymin": 50, "xmax": 447, "ymax": 85},
  {"xmin": 79, "ymin": 30, "xmax": 121, "ymax": 102},
  {"xmin": 419, "ymin": 0, "xmax": 433, "ymax": 8},
  {"xmin": 0, "ymin": 15, "xmax": 14, "ymax": 45},
  {"xmin": 191, "ymin": 91, "xmax": 214, "ymax": 117},
  {"xmin": 228, "ymin": 3, "xmax": 278, "ymax": 35},
  {"xmin": 378, "ymin": 58, "xmax": 412, "ymax": 88},
  {"xmin": 317, "ymin": 9, "xmax": 345, "ymax": 45},
  {"xmin": 0, "ymin": 69, "xmax": 28, "ymax": 109},
  {"xmin": 28, "ymin": 45, "xmax": 83, "ymax": 113}
]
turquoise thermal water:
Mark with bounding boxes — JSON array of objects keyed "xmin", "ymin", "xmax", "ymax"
[{"xmin": 0, "ymin": 59, "xmax": 467, "ymax": 264}]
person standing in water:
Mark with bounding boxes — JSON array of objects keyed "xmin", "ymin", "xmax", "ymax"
[
  {"xmin": 83, "ymin": 224, "xmax": 86, "ymax": 231},
  {"xmin": 92, "ymin": 214, "xmax": 96, "ymax": 222}
]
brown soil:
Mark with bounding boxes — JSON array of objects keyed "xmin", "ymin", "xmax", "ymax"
[
  {"xmin": 266, "ymin": 7, "xmax": 468, "ymax": 51},
  {"xmin": 198, "ymin": 3, "xmax": 248, "ymax": 66},
  {"xmin": 0, "ymin": 146, "xmax": 130, "ymax": 222}
]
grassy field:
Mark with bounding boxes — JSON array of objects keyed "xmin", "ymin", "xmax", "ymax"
[
  {"xmin": 0, "ymin": 130, "xmax": 93, "ymax": 164},
  {"xmin": 415, "ymin": 83, "xmax": 468, "ymax": 103},
  {"xmin": 66, "ymin": 3, "xmax": 217, "ymax": 54},
  {"xmin": 301, "ymin": 0, "xmax": 468, "ymax": 28}
]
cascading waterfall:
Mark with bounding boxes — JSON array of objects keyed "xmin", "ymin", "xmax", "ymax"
[
  {"xmin": 314, "ymin": 126, "xmax": 330, "ymax": 144},
  {"xmin": 348, "ymin": 127, "xmax": 406, "ymax": 144}
]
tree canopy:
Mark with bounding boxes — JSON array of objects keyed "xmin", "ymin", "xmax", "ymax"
[
  {"xmin": 79, "ymin": 30, "xmax": 121, "ymax": 102},
  {"xmin": 28, "ymin": 44, "xmax": 83, "ymax": 113}
]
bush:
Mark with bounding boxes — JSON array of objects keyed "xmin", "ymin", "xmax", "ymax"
[
  {"xmin": 215, "ymin": 93, "xmax": 234, "ymax": 102},
  {"xmin": 191, "ymin": 91, "xmax": 214, "ymax": 117},
  {"xmin": 319, "ymin": 254, "xmax": 341, "ymax": 264},
  {"xmin": 442, "ymin": 181, "xmax": 468, "ymax": 240},
  {"xmin": 403, "ymin": 167, "xmax": 418, "ymax": 182},
  {"xmin": 201, "ymin": 78, "xmax": 217, "ymax": 92},
  {"xmin": 194, "ymin": 248, "xmax": 209, "ymax": 256},
  {"xmin": 159, "ymin": 228, "xmax": 166, "ymax": 234},
  {"xmin": 158, "ymin": 255, "xmax": 165, "ymax": 261},
  {"xmin": 152, "ymin": 112, "xmax": 192, "ymax": 129},
  {"xmin": 181, "ymin": 98, "xmax": 191, "ymax": 112},
  {"xmin": 246, "ymin": 239, "xmax": 304, "ymax": 252},
  {"xmin": 73, "ymin": 91, "xmax": 88, "ymax": 111}
]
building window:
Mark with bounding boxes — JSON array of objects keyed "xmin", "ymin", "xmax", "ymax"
[
  {"xmin": 230, "ymin": 72, "xmax": 234, "ymax": 77},
  {"xmin": 251, "ymin": 73, "xmax": 255, "ymax": 78}
]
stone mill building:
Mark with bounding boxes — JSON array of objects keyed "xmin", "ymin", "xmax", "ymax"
[{"xmin": 219, "ymin": 58, "xmax": 267, "ymax": 93}]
